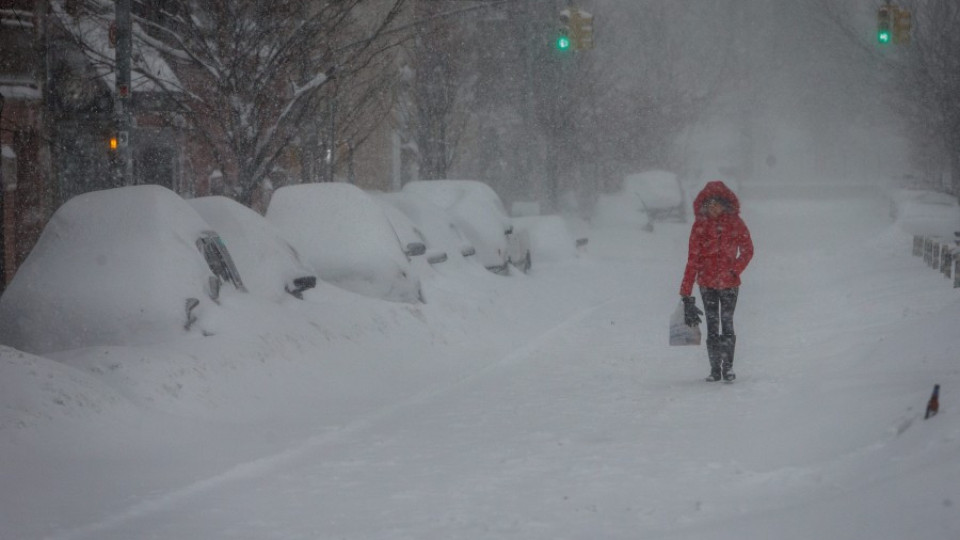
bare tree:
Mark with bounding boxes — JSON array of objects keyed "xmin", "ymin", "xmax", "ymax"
[
  {"xmin": 812, "ymin": 0, "xmax": 960, "ymax": 193},
  {"xmin": 392, "ymin": 0, "xmax": 475, "ymax": 182},
  {"xmin": 56, "ymin": 0, "xmax": 407, "ymax": 205},
  {"xmin": 332, "ymin": 52, "xmax": 399, "ymax": 184},
  {"xmin": 897, "ymin": 1, "xmax": 960, "ymax": 193},
  {"xmin": 588, "ymin": 0, "xmax": 736, "ymax": 181}
]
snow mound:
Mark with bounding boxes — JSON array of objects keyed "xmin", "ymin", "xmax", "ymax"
[
  {"xmin": 0, "ymin": 345, "xmax": 127, "ymax": 431},
  {"xmin": 890, "ymin": 188, "xmax": 960, "ymax": 238}
]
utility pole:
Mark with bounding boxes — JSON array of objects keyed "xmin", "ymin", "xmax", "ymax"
[
  {"xmin": 115, "ymin": 0, "xmax": 133, "ymax": 186},
  {"xmin": 0, "ymin": 91, "xmax": 5, "ymax": 292}
]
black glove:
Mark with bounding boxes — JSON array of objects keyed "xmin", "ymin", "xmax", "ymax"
[{"xmin": 682, "ymin": 296, "xmax": 702, "ymax": 327}]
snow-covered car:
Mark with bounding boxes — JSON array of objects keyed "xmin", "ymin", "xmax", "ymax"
[
  {"xmin": 0, "ymin": 185, "xmax": 245, "ymax": 354},
  {"xmin": 623, "ymin": 170, "xmax": 686, "ymax": 223},
  {"xmin": 189, "ymin": 196, "xmax": 317, "ymax": 302},
  {"xmin": 266, "ymin": 183, "xmax": 423, "ymax": 304},
  {"xmin": 512, "ymin": 215, "xmax": 581, "ymax": 265},
  {"xmin": 402, "ymin": 180, "xmax": 529, "ymax": 274},
  {"xmin": 376, "ymin": 191, "xmax": 478, "ymax": 266},
  {"xmin": 365, "ymin": 192, "xmax": 435, "ymax": 263}
]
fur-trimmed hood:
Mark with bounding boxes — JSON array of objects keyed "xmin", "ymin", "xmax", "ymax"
[{"xmin": 692, "ymin": 181, "xmax": 740, "ymax": 218}]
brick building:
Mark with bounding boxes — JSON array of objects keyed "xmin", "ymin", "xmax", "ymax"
[{"xmin": 1, "ymin": 1, "xmax": 47, "ymax": 291}]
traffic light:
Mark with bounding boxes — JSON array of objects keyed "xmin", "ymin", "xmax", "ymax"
[
  {"xmin": 877, "ymin": 5, "xmax": 891, "ymax": 44},
  {"xmin": 893, "ymin": 7, "xmax": 911, "ymax": 45},
  {"xmin": 556, "ymin": 28, "xmax": 571, "ymax": 51},
  {"xmin": 109, "ymin": 135, "xmax": 119, "ymax": 150},
  {"xmin": 558, "ymin": 7, "xmax": 594, "ymax": 52},
  {"xmin": 557, "ymin": 12, "xmax": 572, "ymax": 51}
]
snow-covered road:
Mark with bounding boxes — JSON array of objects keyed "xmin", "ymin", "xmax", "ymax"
[{"xmin": 4, "ymin": 188, "xmax": 960, "ymax": 540}]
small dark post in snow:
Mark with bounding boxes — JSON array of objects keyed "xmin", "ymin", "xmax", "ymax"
[
  {"xmin": 924, "ymin": 384, "xmax": 940, "ymax": 419},
  {"xmin": 955, "ymin": 233, "xmax": 960, "ymax": 288},
  {"xmin": 941, "ymin": 244, "xmax": 952, "ymax": 278}
]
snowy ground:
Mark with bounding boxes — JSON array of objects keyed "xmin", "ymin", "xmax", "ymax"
[{"xmin": 2, "ymin": 185, "xmax": 959, "ymax": 540}]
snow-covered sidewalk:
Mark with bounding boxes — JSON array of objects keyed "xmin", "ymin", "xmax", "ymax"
[{"xmin": 2, "ymin": 189, "xmax": 959, "ymax": 539}]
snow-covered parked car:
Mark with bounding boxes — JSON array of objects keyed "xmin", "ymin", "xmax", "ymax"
[
  {"xmin": 376, "ymin": 191, "xmax": 478, "ymax": 266},
  {"xmin": 266, "ymin": 183, "xmax": 423, "ymax": 304},
  {"xmin": 0, "ymin": 185, "xmax": 245, "ymax": 354},
  {"xmin": 623, "ymin": 170, "xmax": 686, "ymax": 223},
  {"xmin": 512, "ymin": 215, "xmax": 580, "ymax": 265},
  {"xmin": 403, "ymin": 180, "xmax": 530, "ymax": 274},
  {"xmin": 365, "ymin": 192, "xmax": 435, "ymax": 263},
  {"xmin": 189, "ymin": 196, "xmax": 317, "ymax": 302}
]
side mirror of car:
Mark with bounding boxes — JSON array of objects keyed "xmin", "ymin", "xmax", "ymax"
[
  {"xmin": 285, "ymin": 275, "xmax": 318, "ymax": 299},
  {"xmin": 404, "ymin": 242, "xmax": 427, "ymax": 257}
]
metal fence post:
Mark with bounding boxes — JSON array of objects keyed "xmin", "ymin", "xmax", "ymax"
[
  {"xmin": 955, "ymin": 255, "xmax": 960, "ymax": 288},
  {"xmin": 942, "ymin": 244, "xmax": 953, "ymax": 278}
]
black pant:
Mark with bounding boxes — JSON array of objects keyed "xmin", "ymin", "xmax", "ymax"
[{"xmin": 700, "ymin": 287, "xmax": 739, "ymax": 339}]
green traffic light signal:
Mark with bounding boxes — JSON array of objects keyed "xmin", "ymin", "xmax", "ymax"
[
  {"xmin": 556, "ymin": 35, "xmax": 571, "ymax": 50},
  {"xmin": 877, "ymin": 6, "xmax": 891, "ymax": 45}
]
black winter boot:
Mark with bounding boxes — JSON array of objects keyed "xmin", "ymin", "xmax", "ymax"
[
  {"xmin": 705, "ymin": 337, "xmax": 722, "ymax": 382},
  {"xmin": 720, "ymin": 335, "xmax": 737, "ymax": 382}
]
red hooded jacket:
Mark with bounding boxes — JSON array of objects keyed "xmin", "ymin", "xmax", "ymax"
[{"xmin": 680, "ymin": 181, "xmax": 754, "ymax": 297}]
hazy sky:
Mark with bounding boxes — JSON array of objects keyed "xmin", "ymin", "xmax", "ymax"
[{"xmin": 592, "ymin": 0, "xmax": 907, "ymax": 185}]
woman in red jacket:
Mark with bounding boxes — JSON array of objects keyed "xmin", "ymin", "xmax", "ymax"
[{"xmin": 680, "ymin": 181, "xmax": 754, "ymax": 382}]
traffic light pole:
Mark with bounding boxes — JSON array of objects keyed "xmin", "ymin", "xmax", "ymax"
[
  {"xmin": 547, "ymin": 8, "xmax": 575, "ymax": 212},
  {"xmin": 0, "ymin": 92, "xmax": 4, "ymax": 292},
  {"xmin": 115, "ymin": 0, "xmax": 133, "ymax": 186},
  {"xmin": 546, "ymin": 1, "xmax": 593, "ymax": 211}
]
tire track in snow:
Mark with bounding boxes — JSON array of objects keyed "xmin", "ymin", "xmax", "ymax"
[{"xmin": 46, "ymin": 295, "xmax": 625, "ymax": 540}]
